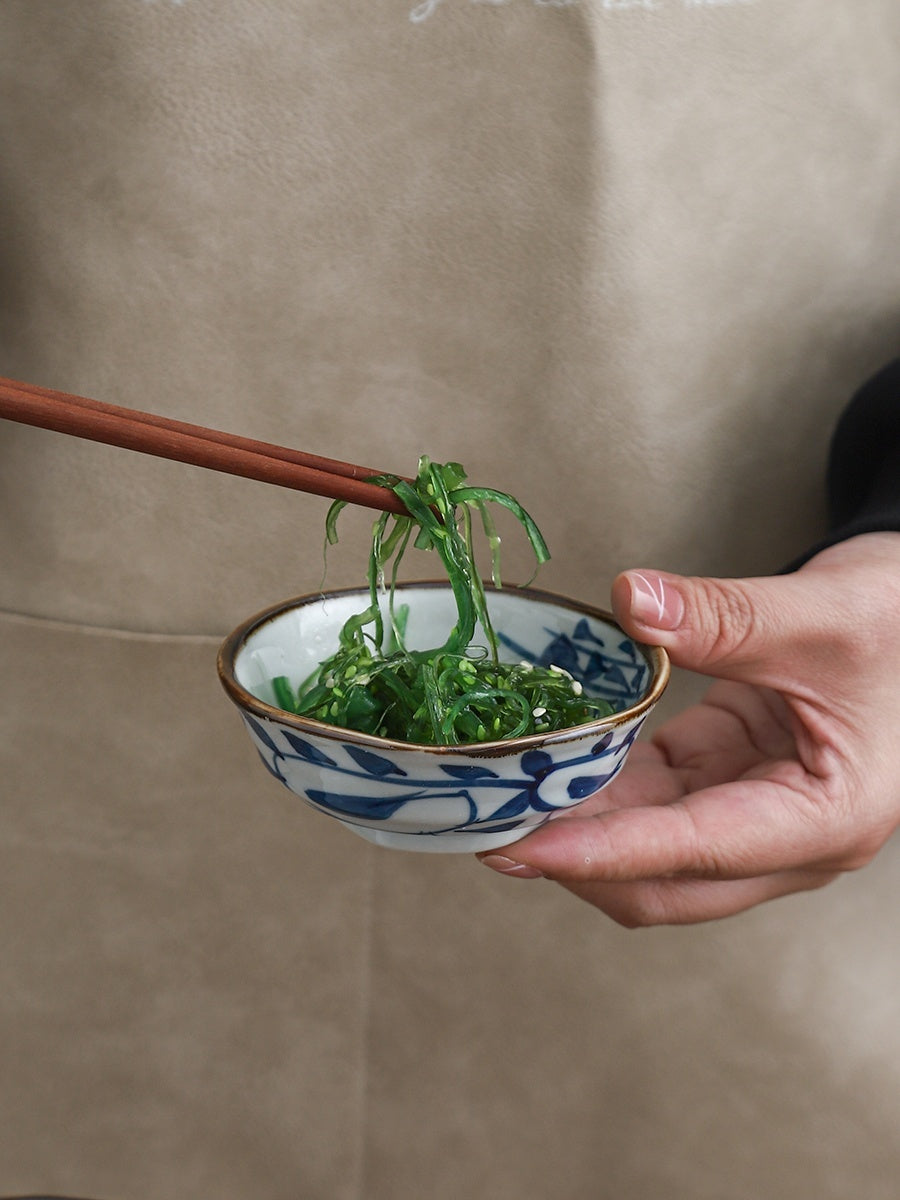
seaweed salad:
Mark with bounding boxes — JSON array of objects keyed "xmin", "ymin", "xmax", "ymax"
[{"xmin": 271, "ymin": 456, "xmax": 615, "ymax": 745}]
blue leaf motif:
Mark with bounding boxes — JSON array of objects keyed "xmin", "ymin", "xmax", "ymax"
[
  {"xmin": 244, "ymin": 715, "xmax": 282, "ymax": 755},
  {"xmin": 567, "ymin": 771, "xmax": 617, "ymax": 800},
  {"xmin": 306, "ymin": 789, "xmax": 411, "ymax": 820},
  {"xmin": 345, "ymin": 746, "xmax": 408, "ymax": 778},
  {"xmin": 539, "ymin": 634, "xmax": 580, "ymax": 674},
  {"xmin": 484, "ymin": 791, "xmax": 531, "ymax": 821},
  {"xmin": 622, "ymin": 720, "xmax": 644, "ymax": 748},
  {"xmin": 282, "ymin": 731, "xmax": 338, "ymax": 767},
  {"xmin": 520, "ymin": 749, "xmax": 554, "ymax": 778},
  {"xmin": 440, "ymin": 765, "xmax": 501, "ymax": 780},
  {"xmin": 604, "ymin": 665, "xmax": 628, "ymax": 690},
  {"xmin": 583, "ymin": 650, "xmax": 613, "ymax": 677},
  {"xmin": 591, "ymin": 732, "xmax": 615, "ymax": 755}
]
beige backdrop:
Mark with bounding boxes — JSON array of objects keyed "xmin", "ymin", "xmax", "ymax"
[{"xmin": 2, "ymin": 2, "xmax": 899, "ymax": 1197}]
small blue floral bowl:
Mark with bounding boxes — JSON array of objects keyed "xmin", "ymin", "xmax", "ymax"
[{"xmin": 217, "ymin": 584, "xmax": 669, "ymax": 854}]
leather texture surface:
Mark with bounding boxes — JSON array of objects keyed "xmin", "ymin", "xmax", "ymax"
[{"xmin": 2, "ymin": 2, "xmax": 900, "ymax": 1197}]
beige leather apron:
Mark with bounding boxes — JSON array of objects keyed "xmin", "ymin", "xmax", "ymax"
[{"xmin": 2, "ymin": 2, "xmax": 899, "ymax": 1196}]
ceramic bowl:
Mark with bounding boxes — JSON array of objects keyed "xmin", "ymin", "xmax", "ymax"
[{"xmin": 217, "ymin": 583, "xmax": 669, "ymax": 854}]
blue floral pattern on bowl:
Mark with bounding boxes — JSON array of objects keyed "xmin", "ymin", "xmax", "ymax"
[
  {"xmin": 219, "ymin": 586, "xmax": 668, "ymax": 854},
  {"xmin": 497, "ymin": 616, "xmax": 649, "ymax": 706},
  {"xmin": 241, "ymin": 709, "xmax": 646, "ymax": 847}
]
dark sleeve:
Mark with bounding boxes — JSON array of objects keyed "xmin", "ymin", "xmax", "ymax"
[{"xmin": 786, "ymin": 356, "xmax": 900, "ymax": 569}]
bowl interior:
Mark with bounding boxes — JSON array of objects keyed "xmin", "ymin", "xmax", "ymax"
[{"xmin": 229, "ymin": 584, "xmax": 657, "ymax": 720}]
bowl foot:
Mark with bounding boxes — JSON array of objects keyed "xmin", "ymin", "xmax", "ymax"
[{"xmin": 343, "ymin": 823, "xmax": 535, "ymax": 854}]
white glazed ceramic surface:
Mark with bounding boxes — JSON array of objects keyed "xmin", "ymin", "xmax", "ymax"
[{"xmin": 218, "ymin": 584, "xmax": 669, "ymax": 853}]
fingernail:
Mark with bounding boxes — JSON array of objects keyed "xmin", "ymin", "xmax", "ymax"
[
  {"xmin": 479, "ymin": 854, "xmax": 544, "ymax": 879},
  {"xmin": 625, "ymin": 571, "xmax": 684, "ymax": 631}
]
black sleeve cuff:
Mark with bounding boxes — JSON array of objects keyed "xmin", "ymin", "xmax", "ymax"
[{"xmin": 785, "ymin": 356, "xmax": 900, "ymax": 569}]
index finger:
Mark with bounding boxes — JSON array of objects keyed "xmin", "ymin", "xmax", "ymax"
[{"xmin": 482, "ymin": 771, "xmax": 834, "ymax": 883}]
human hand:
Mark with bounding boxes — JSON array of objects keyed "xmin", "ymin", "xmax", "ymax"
[{"xmin": 477, "ymin": 533, "xmax": 900, "ymax": 925}]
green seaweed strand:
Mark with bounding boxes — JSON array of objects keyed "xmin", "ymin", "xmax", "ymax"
[{"xmin": 277, "ymin": 456, "xmax": 613, "ymax": 744}]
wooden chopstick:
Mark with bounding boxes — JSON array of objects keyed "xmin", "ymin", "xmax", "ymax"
[{"xmin": 0, "ymin": 375, "xmax": 411, "ymax": 515}]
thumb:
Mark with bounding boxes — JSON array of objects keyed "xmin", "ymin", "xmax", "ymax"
[{"xmin": 611, "ymin": 568, "xmax": 806, "ymax": 682}]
